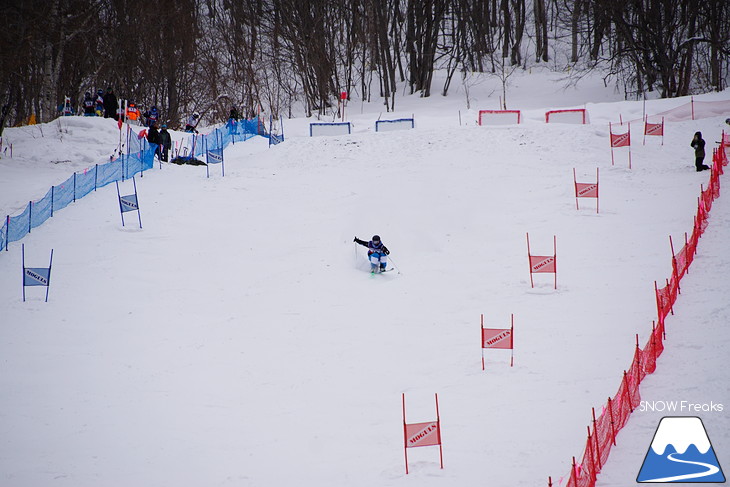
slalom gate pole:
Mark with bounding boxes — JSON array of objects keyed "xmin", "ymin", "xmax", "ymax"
[
  {"xmin": 45, "ymin": 249, "xmax": 53, "ymax": 302},
  {"xmin": 22, "ymin": 244, "xmax": 26, "ymax": 301},
  {"xmin": 133, "ymin": 177, "xmax": 142, "ymax": 228}
]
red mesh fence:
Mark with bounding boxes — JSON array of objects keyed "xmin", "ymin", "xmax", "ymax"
[{"xmin": 554, "ymin": 135, "xmax": 726, "ymax": 487}]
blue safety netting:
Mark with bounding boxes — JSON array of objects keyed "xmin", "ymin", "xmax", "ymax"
[
  {"xmin": 2, "ymin": 118, "xmax": 268, "ymax": 252},
  {"xmin": 184, "ymin": 117, "xmax": 265, "ymax": 158},
  {"xmin": 1, "ymin": 141, "xmax": 156, "ymax": 251}
]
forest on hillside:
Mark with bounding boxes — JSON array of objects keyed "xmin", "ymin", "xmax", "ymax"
[{"xmin": 1, "ymin": 0, "xmax": 729, "ymax": 130}]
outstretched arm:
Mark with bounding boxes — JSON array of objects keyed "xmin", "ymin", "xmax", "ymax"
[{"xmin": 354, "ymin": 237, "xmax": 368, "ymax": 247}]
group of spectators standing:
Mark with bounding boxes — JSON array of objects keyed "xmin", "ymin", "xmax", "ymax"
[
  {"xmin": 76, "ymin": 87, "xmax": 121, "ymax": 119},
  {"xmin": 145, "ymin": 121, "xmax": 172, "ymax": 162},
  {"xmin": 75, "ymin": 89, "xmax": 166, "ymax": 130}
]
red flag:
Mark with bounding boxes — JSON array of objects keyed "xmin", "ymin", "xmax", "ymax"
[
  {"xmin": 137, "ymin": 129, "xmax": 147, "ymax": 140},
  {"xmin": 117, "ymin": 118, "xmax": 123, "ymax": 130}
]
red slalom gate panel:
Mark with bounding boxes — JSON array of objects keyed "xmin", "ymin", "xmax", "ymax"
[
  {"xmin": 481, "ymin": 314, "xmax": 514, "ymax": 369},
  {"xmin": 402, "ymin": 393, "xmax": 443, "ymax": 474},
  {"xmin": 609, "ymin": 122, "xmax": 632, "ymax": 169},
  {"xmin": 574, "ymin": 168, "xmax": 599, "ymax": 213},
  {"xmin": 643, "ymin": 116, "xmax": 664, "ymax": 145},
  {"xmin": 527, "ymin": 233, "xmax": 557, "ymax": 289}
]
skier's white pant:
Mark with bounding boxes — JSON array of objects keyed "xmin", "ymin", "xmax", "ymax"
[{"xmin": 369, "ymin": 252, "xmax": 387, "ymax": 270}]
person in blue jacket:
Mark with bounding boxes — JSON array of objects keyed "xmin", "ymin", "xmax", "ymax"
[{"xmin": 354, "ymin": 235, "xmax": 390, "ymax": 273}]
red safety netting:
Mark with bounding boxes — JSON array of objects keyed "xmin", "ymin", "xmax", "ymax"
[{"xmin": 555, "ymin": 135, "xmax": 726, "ymax": 487}]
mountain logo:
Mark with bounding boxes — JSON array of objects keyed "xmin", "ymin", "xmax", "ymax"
[{"xmin": 637, "ymin": 416, "xmax": 725, "ymax": 483}]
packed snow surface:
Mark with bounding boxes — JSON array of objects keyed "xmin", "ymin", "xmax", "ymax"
[{"xmin": 0, "ymin": 69, "xmax": 728, "ymax": 486}]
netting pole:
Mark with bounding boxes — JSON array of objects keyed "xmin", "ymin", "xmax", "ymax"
[
  {"xmin": 622, "ymin": 371, "xmax": 633, "ymax": 413},
  {"xmin": 4, "ymin": 215, "xmax": 8, "ymax": 250},
  {"xmin": 592, "ymin": 407, "xmax": 602, "ymax": 469},
  {"xmin": 220, "ymin": 129, "xmax": 225, "ymax": 177},
  {"xmin": 607, "ymin": 396, "xmax": 617, "ymax": 446},
  {"xmin": 571, "ymin": 457, "xmax": 578, "ymax": 485},
  {"xmin": 28, "ymin": 201, "xmax": 32, "ymax": 234},
  {"xmin": 95, "ymin": 164, "xmax": 98, "ymax": 191},
  {"xmin": 73, "ymin": 173, "xmax": 76, "ymax": 202},
  {"xmin": 50, "ymin": 186, "xmax": 54, "ymax": 217}
]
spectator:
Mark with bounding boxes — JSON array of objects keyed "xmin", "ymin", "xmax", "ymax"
[
  {"xmin": 690, "ymin": 131, "xmax": 709, "ymax": 172},
  {"xmin": 159, "ymin": 123, "xmax": 172, "ymax": 162},
  {"xmin": 185, "ymin": 112, "xmax": 200, "ymax": 133},
  {"xmin": 58, "ymin": 96, "xmax": 74, "ymax": 116},
  {"xmin": 94, "ymin": 89, "xmax": 105, "ymax": 116},
  {"xmin": 147, "ymin": 122, "xmax": 162, "ymax": 159},
  {"xmin": 103, "ymin": 87, "xmax": 119, "ymax": 120},
  {"xmin": 126, "ymin": 103, "xmax": 140, "ymax": 123},
  {"xmin": 143, "ymin": 105, "xmax": 159, "ymax": 127},
  {"xmin": 82, "ymin": 92, "xmax": 96, "ymax": 116}
]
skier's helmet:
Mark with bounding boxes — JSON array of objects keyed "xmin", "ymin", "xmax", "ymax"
[
  {"xmin": 193, "ymin": 112, "xmax": 199, "ymax": 118},
  {"xmin": 372, "ymin": 235, "xmax": 380, "ymax": 242},
  {"xmin": 151, "ymin": 105, "xmax": 157, "ymax": 111},
  {"xmin": 97, "ymin": 89, "xmax": 103, "ymax": 95},
  {"xmin": 85, "ymin": 92, "xmax": 91, "ymax": 97}
]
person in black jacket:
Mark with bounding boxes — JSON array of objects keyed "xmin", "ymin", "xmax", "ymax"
[
  {"xmin": 82, "ymin": 92, "xmax": 96, "ymax": 116},
  {"xmin": 159, "ymin": 124, "xmax": 172, "ymax": 162},
  {"xmin": 691, "ymin": 131, "xmax": 709, "ymax": 172},
  {"xmin": 103, "ymin": 87, "xmax": 119, "ymax": 120},
  {"xmin": 354, "ymin": 235, "xmax": 390, "ymax": 273},
  {"xmin": 147, "ymin": 122, "xmax": 162, "ymax": 159}
]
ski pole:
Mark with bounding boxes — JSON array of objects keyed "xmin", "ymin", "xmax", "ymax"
[{"xmin": 387, "ymin": 254, "xmax": 401, "ymax": 274}]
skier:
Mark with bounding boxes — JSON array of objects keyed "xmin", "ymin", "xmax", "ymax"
[
  {"xmin": 82, "ymin": 92, "xmax": 96, "ymax": 116},
  {"xmin": 354, "ymin": 235, "xmax": 390, "ymax": 273},
  {"xmin": 159, "ymin": 123, "xmax": 172, "ymax": 162},
  {"xmin": 691, "ymin": 131, "xmax": 709, "ymax": 172},
  {"xmin": 185, "ymin": 112, "xmax": 200, "ymax": 133}
]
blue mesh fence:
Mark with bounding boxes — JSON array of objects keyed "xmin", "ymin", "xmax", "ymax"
[
  {"xmin": 183, "ymin": 116, "xmax": 265, "ymax": 159},
  {"xmin": 2, "ymin": 119, "xmax": 268, "ymax": 252},
  {"xmin": 31, "ymin": 188, "xmax": 54, "ymax": 230},
  {"xmin": 1, "ymin": 143, "xmax": 156, "ymax": 251}
]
